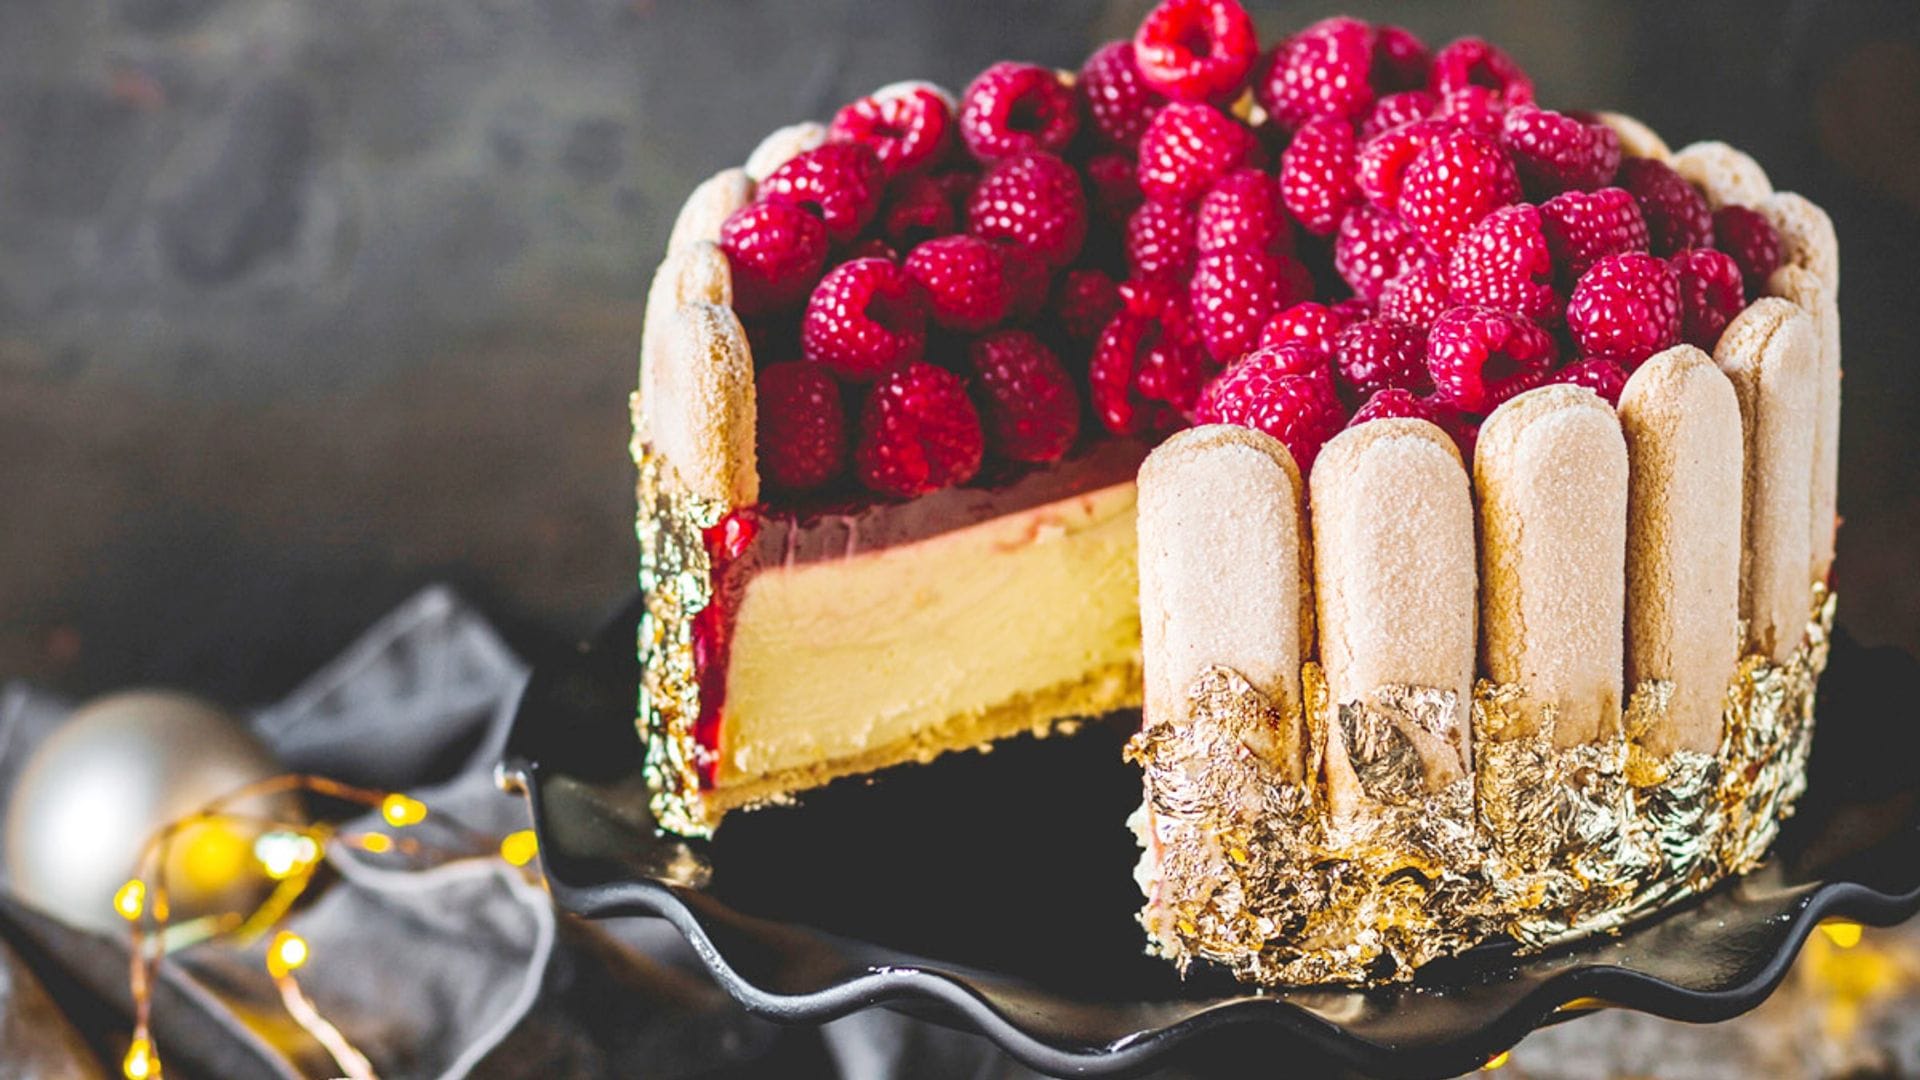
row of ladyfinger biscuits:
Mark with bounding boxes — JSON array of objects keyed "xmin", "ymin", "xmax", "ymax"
[
  {"xmin": 632, "ymin": 83, "xmax": 960, "ymax": 509},
  {"xmin": 1139, "ymin": 118, "xmax": 1839, "ymax": 792}
]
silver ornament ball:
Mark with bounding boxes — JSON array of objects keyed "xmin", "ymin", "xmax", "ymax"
[{"xmin": 4, "ymin": 690, "xmax": 301, "ymax": 935}]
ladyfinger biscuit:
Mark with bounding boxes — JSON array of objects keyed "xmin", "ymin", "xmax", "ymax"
[
  {"xmin": 1618, "ymin": 348, "xmax": 1744, "ymax": 756},
  {"xmin": 1595, "ymin": 112, "xmax": 1672, "ymax": 161},
  {"xmin": 1671, "ymin": 141, "xmax": 1773, "ymax": 210},
  {"xmin": 638, "ymin": 241, "xmax": 734, "ymax": 440},
  {"xmin": 1138, "ymin": 425, "xmax": 1311, "ymax": 781},
  {"xmin": 1311, "ymin": 420, "xmax": 1477, "ymax": 806},
  {"xmin": 1758, "ymin": 192, "xmax": 1840, "ymax": 297},
  {"xmin": 1713, "ymin": 298, "xmax": 1820, "ymax": 662},
  {"xmin": 744, "ymin": 122, "xmax": 827, "ymax": 183},
  {"xmin": 1769, "ymin": 264, "xmax": 1841, "ymax": 584},
  {"xmin": 665, "ymin": 168, "xmax": 754, "ymax": 255},
  {"xmin": 1475, "ymin": 385, "xmax": 1629, "ymax": 748},
  {"xmin": 650, "ymin": 301, "xmax": 759, "ymax": 506}
]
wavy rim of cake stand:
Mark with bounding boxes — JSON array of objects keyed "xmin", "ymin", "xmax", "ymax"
[{"xmin": 498, "ymin": 601, "xmax": 1920, "ymax": 1080}]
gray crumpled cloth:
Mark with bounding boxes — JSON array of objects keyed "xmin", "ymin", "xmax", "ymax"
[{"xmin": 0, "ymin": 586, "xmax": 1037, "ymax": 1079}]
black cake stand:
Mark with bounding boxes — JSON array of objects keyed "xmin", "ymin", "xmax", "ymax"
[{"xmin": 499, "ymin": 593, "xmax": 1920, "ymax": 1079}]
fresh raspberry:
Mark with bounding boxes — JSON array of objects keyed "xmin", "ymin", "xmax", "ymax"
[
  {"xmin": 967, "ymin": 151, "xmax": 1088, "ymax": 268},
  {"xmin": 958, "ymin": 62, "xmax": 1079, "ymax": 162},
  {"xmin": 903, "ymin": 235, "xmax": 1010, "ymax": 332},
  {"xmin": 1055, "ymin": 268, "xmax": 1122, "ymax": 340},
  {"xmin": 855, "ymin": 361, "xmax": 984, "ymax": 497},
  {"xmin": 1117, "ymin": 274, "xmax": 1183, "ymax": 318},
  {"xmin": 756, "ymin": 361, "xmax": 847, "ymax": 490},
  {"xmin": 1089, "ymin": 306, "xmax": 1212, "ymax": 434},
  {"xmin": 1256, "ymin": 16, "xmax": 1378, "ymax": 130},
  {"xmin": 1193, "ymin": 351, "xmax": 1346, "ymax": 472},
  {"xmin": 1500, "ymin": 105, "xmax": 1620, "ymax": 195},
  {"xmin": 1618, "ymin": 157, "xmax": 1713, "ymax": 256},
  {"xmin": 1196, "ymin": 169, "xmax": 1292, "ymax": 257},
  {"xmin": 1430, "ymin": 37, "xmax": 1534, "ymax": 106},
  {"xmin": 1085, "ymin": 151, "xmax": 1144, "ymax": 225},
  {"xmin": 1446, "ymin": 203, "xmax": 1558, "ymax": 325},
  {"xmin": 878, "ymin": 174, "xmax": 959, "ymax": 250},
  {"xmin": 1540, "ymin": 187, "xmax": 1650, "ymax": 282},
  {"xmin": 1546, "ymin": 357, "xmax": 1629, "ymax": 406},
  {"xmin": 718, "ymin": 200, "xmax": 831, "ymax": 317},
  {"xmin": 1334, "ymin": 203, "xmax": 1427, "ymax": 302},
  {"xmin": 1137, "ymin": 101, "xmax": 1257, "ymax": 204},
  {"xmin": 1565, "ymin": 252, "xmax": 1682, "ymax": 368},
  {"xmin": 1190, "ymin": 247, "xmax": 1307, "ymax": 364},
  {"xmin": 1334, "ymin": 316, "xmax": 1431, "ymax": 400},
  {"xmin": 1126, "ymin": 199, "xmax": 1198, "ymax": 282},
  {"xmin": 1355, "ymin": 117, "xmax": 1451, "ymax": 212},
  {"xmin": 828, "ymin": 86, "xmax": 953, "ymax": 178},
  {"xmin": 1670, "ymin": 247, "xmax": 1746, "ymax": 350},
  {"xmin": 1279, "ymin": 115, "xmax": 1361, "ymax": 235},
  {"xmin": 930, "ymin": 169, "xmax": 981, "ymax": 210},
  {"xmin": 757, "ymin": 143, "xmax": 885, "ymax": 245},
  {"xmin": 1397, "ymin": 128, "xmax": 1520, "ymax": 258},
  {"xmin": 1377, "ymin": 258, "xmax": 1452, "ymax": 329},
  {"xmin": 1080, "ymin": 40, "xmax": 1167, "ymax": 148},
  {"xmin": 1331, "ymin": 297, "xmax": 1377, "ymax": 324},
  {"xmin": 843, "ymin": 238, "xmax": 899, "ymax": 263},
  {"xmin": 1425, "ymin": 305, "xmax": 1557, "ymax": 412},
  {"xmin": 1349, "ymin": 386, "xmax": 1445, "ymax": 426},
  {"xmin": 801, "ymin": 257, "xmax": 929, "ymax": 380},
  {"xmin": 1132, "ymin": 0, "xmax": 1259, "ymax": 103},
  {"xmin": 1432, "ymin": 85, "xmax": 1506, "ymax": 136},
  {"xmin": 999, "ymin": 247, "xmax": 1053, "ymax": 322},
  {"xmin": 1259, "ymin": 301, "xmax": 1348, "ymax": 360},
  {"xmin": 1360, "ymin": 89, "xmax": 1437, "ymax": 138},
  {"xmin": 966, "ymin": 330, "xmax": 1081, "ymax": 462},
  {"xmin": 1712, "ymin": 205, "xmax": 1783, "ymax": 295},
  {"xmin": 1371, "ymin": 26, "xmax": 1433, "ymax": 93}
]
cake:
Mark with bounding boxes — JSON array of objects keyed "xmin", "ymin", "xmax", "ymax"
[{"xmin": 635, "ymin": 0, "xmax": 1842, "ymax": 979}]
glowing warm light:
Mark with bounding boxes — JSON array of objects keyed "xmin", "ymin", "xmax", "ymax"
[
  {"xmin": 177, "ymin": 818, "xmax": 252, "ymax": 893},
  {"xmin": 115, "ymin": 880, "xmax": 147, "ymax": 922},
  {"xmin": 254, "ymin": 831, "xmax": 322, "ymax": 881},
  {"xmin": 267, "ymin": 931, "xmax": 310, "ymax": 979},
  {"xmin": 1820, "ymin": 920, "xmax": 1863, "ymax": 948},
  {"xmin": 122, "ymin": 1035, "xmax": 159, "ymax": 1079},
  {"xmin": 1483, "ymin": 1049, "xmax": 1511, "ymax": 1070},
  {"xmin": 499, "ymin": 829, "xmax": 539, "ymax": 867},
  {"xmin": 358, "ymin": 832, "xmax": 394, "ymax": 854},
  {"xmin": 381, "ymin": 794, "xmax": 428, "ymax": 827}
]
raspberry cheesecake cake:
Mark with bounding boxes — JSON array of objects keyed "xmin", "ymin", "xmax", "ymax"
[{"xmin": 637, "ymin": 0, "xmax": 1841, "ymax": 913}]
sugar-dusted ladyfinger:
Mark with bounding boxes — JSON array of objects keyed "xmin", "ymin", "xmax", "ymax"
[
  {"xmin": 638, "ymin": 241, "xmax": 734, "ymax": 442},
  {"xmin": 1671, "ymin": 141, "xmax": 1773, "ymax": 210},
  {"xmin": 744, "ymin": 122, "xmax": 827, "ymax": 182},
  {"xmin": 1475, "ymin": 385, "xmax": 1629, "ymax": 748},
  {"xmin": 1769, "ymin": 264, "xmax": 1842, "ymax": 583},
  {"xmin": 1595, "ymin": 112, "xmax": 1672, "ymax": 161},
  {"xmin": 1312, "ymin": 420, "xmax": 1477, "ymax": 810},
  {"xmin": 665, "ymin": 168, "xmax": 754, "ymax": 255},
  {"xmin": 1138, "ymin": 425, "xmax": 1311, "ymax": 781},
  {"xmin": 1618, "ymin": 348, "xmax": 1744, "ymax": 756},
  {"xmin": 649, "ymin": 301, "xmax": 759, "ymax": 507},
  {"xmin": 1714, "ymin": 298, "xmax": 1820, "ymax": 662},
  {"xmin": 1758, "ymin": 191, "xmax": 1840, "ymax": 297}
]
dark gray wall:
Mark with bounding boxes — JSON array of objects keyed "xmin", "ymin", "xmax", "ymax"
[{"xmin": 3, "ymin": 0, "xmax": 1916, "ymax": 701}]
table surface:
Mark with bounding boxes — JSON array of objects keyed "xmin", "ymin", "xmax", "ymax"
[{"xmin": 2, "ymin": 0, "xmax": 1917, "ymax": 704}]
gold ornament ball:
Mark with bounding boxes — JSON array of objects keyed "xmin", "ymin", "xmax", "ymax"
[{"xmin": 3, "ymin": 690, "xmax": 302, "ymax": 936}]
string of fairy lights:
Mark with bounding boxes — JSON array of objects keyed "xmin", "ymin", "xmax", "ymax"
[{"xmin": 112, "ymin": 775, "xmax": 540, "ymax": 1080}]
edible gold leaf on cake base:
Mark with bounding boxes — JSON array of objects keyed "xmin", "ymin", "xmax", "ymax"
[{"xmin": 1131, "ymin": 585, "xmax": 1835, "ymax": 986}]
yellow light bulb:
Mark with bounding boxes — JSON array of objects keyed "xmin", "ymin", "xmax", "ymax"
[
  {"xmin": 1820, "ymin": 920, "xmax": 1864, "ymax": 949},
  {"xmin": 381, "ymin": 794, "xmax": 428, "ymax": 827},
  {"xmin": 359, "ymin": 832, "xmax": 395, "ymax": 854},
  {"xmin": 1483, "ymin": 1049, "xmax": 1511, "ymax": 1070},
  {"xmin": 114, "ymin": 880, "xmax": 147, "ymax": 922},
  {"xmin": 253, "ymin": 831, "xmax": 322, "ymax": 881},
  {"xmin": 123, "ymin": 1035, "xmax": 160, "ymax": 1079},
  {"xmin": 499, "ymin": 830, "xmax": 539, "ymax": 867},
  {"xmin": 266, "ymin": 931, "xmax": 310, "ymax": 978}
]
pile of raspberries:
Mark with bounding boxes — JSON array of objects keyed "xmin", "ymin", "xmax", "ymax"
[{"xmin": 717, "ymin": 0, "xmax": 1783, "ymax": 498}]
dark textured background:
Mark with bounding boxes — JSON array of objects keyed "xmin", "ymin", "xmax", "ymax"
[{"xmin": 3, "ymin": 0, "xmax": 1917, "ymax": 705}]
